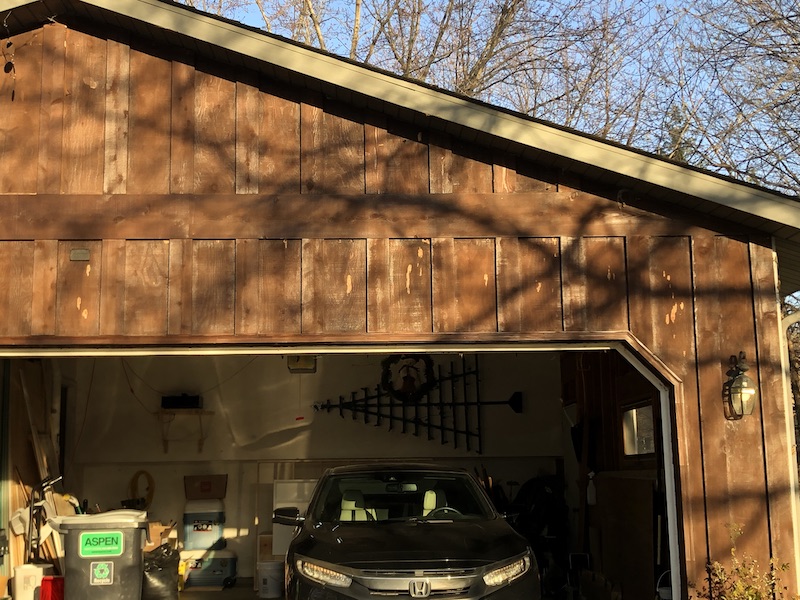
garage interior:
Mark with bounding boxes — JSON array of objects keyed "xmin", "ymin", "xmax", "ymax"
[{"xmin": 3, "ymin": 348, "xmax": 673, "ymax": 598}]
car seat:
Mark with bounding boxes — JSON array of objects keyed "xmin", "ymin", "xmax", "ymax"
[
  {"xmin": 340, "ymin": 490, "xmax": 376, "ymax": 521},
  {"xmin": 423, "ymin": 489, "xmax": 447, "ymax": 516}
]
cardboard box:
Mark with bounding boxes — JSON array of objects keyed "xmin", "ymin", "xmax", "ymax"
[
  {"xmin": 184, "ymin": 475, "xmax": 227, "ymax": 500},
  {"xmin": 144, "ymin": 521, "xmax": 176, "ymax": 552},
  {"xmin": 258, "ymin": 534, "xmax": 274, "ymax": 561}
]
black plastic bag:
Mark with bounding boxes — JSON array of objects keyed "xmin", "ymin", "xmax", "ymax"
[{"xmin": 142, "ymin": 544, "xmax": 180, "ymax": 600}]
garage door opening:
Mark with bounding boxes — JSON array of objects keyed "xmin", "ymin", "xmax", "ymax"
[{"xmin": 2, "ymin": 344, "xmax": 679, "ymax": 599}]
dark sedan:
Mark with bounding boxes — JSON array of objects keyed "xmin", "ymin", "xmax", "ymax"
[{"xmin": 273, "ymin": 463, "xmax": 541, "ymax": 599}]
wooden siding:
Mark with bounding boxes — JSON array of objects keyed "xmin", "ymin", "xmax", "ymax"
[
  {"xmin": 0, "ymin": 210, "xmax": 726, "ymax": 340},
  {"xmin": 0, "ymin": 22, "xmax": 796, "ymax": 595}
]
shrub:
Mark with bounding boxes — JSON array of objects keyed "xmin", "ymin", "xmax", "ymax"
[{"xmin": 691, "ymin": 529, "xmax": 798, "ymax": 600}]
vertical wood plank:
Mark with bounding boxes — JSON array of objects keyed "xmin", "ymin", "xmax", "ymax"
[
  {"xmin": 168, "ymin": 239, "xmax": 193, "ymax": 335},
  {"xmin": 367, "ymin": 239, "xmax": 432, "ymax": 333},
  {"xmin": 103, "ymin": 38, "xmax": 129, "ymax": 194},
  {"xmin": 455, "ymin": 238, "xmax": 497, "ymax": 332},
  {"xmin": 493, "ymin": 163, "xmax": 515, "ymax": 193},
  {"xmin": 751, "ymin": 240, "xmax": 798, "ymax": 587},
  {"xmin": 37, "ymin": 24, "xmax": 67, "ymax": 194},
  {"xmin": 170, "ymin": 60, "xmax": 195, "ymax": 193},
  {"xmin": 561, "ymin": 237, "xmax": 587, "ymax": 331},
  {"xmin": 0, "ymin": 242, "xmax": 33, "ymax": 336},
  {"xmin": 61, "ymin": 29, "xmax": 106, "ymax": 194},
  {"xmin": 497, "ymin": 237, "xmax": 563, "ymax": 332},
  {"xmin": 429, "ymin": 133, "xmax": 493, "ymax": 194},
  {"xmin": 236, "ymin": 239, "xmax": 302, "ymax": 334},
  {"xmin": 259, "ymin": 89, "xmax": 300, "ymax": 193},
  {"xmin": 365, "ymin": 123, "xmax": 429, "ymax": 194},
  {"xmin": 99, "ymin": 239, "xmax": 126, "ymax": 335},
  {"xmin": 300, "ymin": 103, "xmax": 365, "ymax": 193},
  {"xmin": 430, "ymin": 143, "xmax": 453, "ymax": 194},
  {"xmin": 194, "ymin": 67, "xmax": 236, "ymax": 193},
  {"xmin": 191, "ymin": 240, "xmax": 235, "ymax": 334},
  {"xmin": 496, "ymin": 161, "xmax": 556, "ymax": 192},
  {"xmin": 301, "ymin": 238, "xmax": 321, "ymax": 334},
  {"xmin": 262, "ymin": 239, "xmax": 302, "ymax": 334},
  {"xmin": 586, "ymin": 237, "xmax": 628, "ymax": 331},
  {"xmin": 236, "ymin": 238, "xmax": 260, "ymax": 335},
  {"xmin": 515, "ymin": 160, "xmax": 557, "ymax": 192},
  {"xmin": 694, "ymin": 236, "xmax": 770, "ymax": 566},
  {"xmin": 128, "ymin": 49, "xmax": 172, "ymax": 193},
  {"xmin": 367, "ymin": 239, "xmax": 390, "ymax": 331},
  {"xmin": 432, "ymin": 238, "xmax": 497, "ymax": 332},
  {"xmin": 563, "ymin": 237, "xmax": 627, "ymax": 331},
  {"xmin": 628, "ymin": 235, "xmax": 706, "ymax": 583},
  {"xmin": 31, "ymin": 240, "xmax": 57, "ymax": 335},
  {"xmin": 432, "ymin": 238, "xmax": 456, "ymax": 332},
  {"xmin": 56, "ymin": 241, "xmax": 102, "ymax": 335},
  {"xmin": 628, "ymin": 236, "xmax": 694, "ymax": 365},
  {"xmin": 236, "ymin": 79, "xmax": 260, "ymax": 194},
  {"xmin": 0, "ymin": 30, "xmax": 42, "ymax": 193},
  {"xmin": 124, "ymin": 240, "xmax": 170, "ymax": 335},
  {"xmin": 302, "ymin": 239, "xmax": 367, "ymax": 333}
]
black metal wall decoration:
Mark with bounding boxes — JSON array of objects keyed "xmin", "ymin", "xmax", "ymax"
[{"xmin": 314, "ymin": 355, "xmax": 523, "ymax": 454}]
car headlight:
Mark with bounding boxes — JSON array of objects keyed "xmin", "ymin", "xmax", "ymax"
[
  {"xmin": 296, "ymin": 558, "xmax": 353, "ymax": 588},
  {"xmin": 482, "ymin": 552, "xmax": 531, "ymax": 587}
]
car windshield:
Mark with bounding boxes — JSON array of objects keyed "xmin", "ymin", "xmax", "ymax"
[{"xmin": 309, "ymin": 470, "xmax": 495, "ymax": 523}]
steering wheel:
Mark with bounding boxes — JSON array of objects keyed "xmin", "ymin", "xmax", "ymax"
[{"xmin": 428, "ymin": 506, "xmax": 462, "ymax": 517}]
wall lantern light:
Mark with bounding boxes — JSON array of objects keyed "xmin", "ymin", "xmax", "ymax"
[{"xmin": 723, "ymin": 351, "xmax": 758, "ymax": 420}]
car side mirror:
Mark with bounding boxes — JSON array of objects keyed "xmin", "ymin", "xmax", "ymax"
[
  {"xmin": 502, "ymin": 511, "xmax": 520, "ymax": 524},
  {"xmin": 273, "ymin": 506, "xmax": 304, "ymax": 525}
]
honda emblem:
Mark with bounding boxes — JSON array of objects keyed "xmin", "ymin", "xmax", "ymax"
[{"xmin": 409, "ymin": 579, "xmax": 431, "ymax": 598}]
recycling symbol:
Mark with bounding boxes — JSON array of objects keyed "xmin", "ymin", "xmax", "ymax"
[
  {"xmin": 90, "ymin": 561, "xmax": 113, "ymax": 585},
  {"xmin": 94, "ymin": 563, "xmax": 110, "ymax": 579}
]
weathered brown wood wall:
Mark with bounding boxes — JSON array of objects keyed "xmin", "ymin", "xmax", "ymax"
[{"xmin": 0, "ymin": 22, "xmax": 796, "ymax": 596}]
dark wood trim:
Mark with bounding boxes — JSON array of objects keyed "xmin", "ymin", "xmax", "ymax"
[
  {"xmin": 0, "ymin": 192, "xmax": 725, "ymax": 240},
  {"xmin": 751, "ymin": 239, "xmax": 797, "ymax": 571},
  {"xmin": 0, "ymin": 329, "xmax": 639, "ymax": 349}
]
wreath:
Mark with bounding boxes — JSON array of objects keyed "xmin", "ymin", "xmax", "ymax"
[{"xmin": 380, "ymin": 354, "xmax": 437, "ymax": 404}]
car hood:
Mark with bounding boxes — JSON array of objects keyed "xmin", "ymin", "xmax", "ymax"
[{"xmin": 292, "ymin": 518, "xmax": 529, "ymax": 568}]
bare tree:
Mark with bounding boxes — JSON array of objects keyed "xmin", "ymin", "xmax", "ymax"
[
  {"xmin": 177, "ymin": 0, "xmax": 800, "ymax": 197},
  {"xmin": 682, "ymin": 0, "xmax": 800, "ymax": 194}
]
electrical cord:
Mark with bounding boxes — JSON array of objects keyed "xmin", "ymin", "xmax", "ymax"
[{"xmin": 129, "ymin": 470, "xmax": 155, "ymax": 509}]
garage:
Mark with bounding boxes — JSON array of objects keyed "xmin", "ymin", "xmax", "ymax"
[
  {"xmin": 4, "ymin": 347, "xmax": 675, "ymax": 599},
  {"xmin": 1, "ymin": 1, "xmax": 799, "ymax": 599}
]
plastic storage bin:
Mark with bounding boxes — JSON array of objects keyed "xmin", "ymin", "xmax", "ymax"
[
  {"xmin": 40, "ymin": 575, "xmax": 64, "ymax": 600},
  {"xmin": 183, "ymin": 499, "xmax": 225, "ymax": 550},
  {"xmin": 180, "ymin": 549, "xmax": 236, "ymax": 587},
  {"xmin": 12, "ymin": 563, "xmax": 54, "ymax": 600},
  {"xmin": 50, "ymin": 509, "xmax": 148, "ymax": 600}
]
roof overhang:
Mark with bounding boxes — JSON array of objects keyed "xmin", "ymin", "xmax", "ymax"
[{"xmin": 5, "ymin": 0, "xmax": 800, "ymax": 295}]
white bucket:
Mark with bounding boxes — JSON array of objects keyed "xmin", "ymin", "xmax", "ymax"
[
  {"xmin": 12, "ymin": 564, "xmax": 54, "ymax": 600},
  {"xmin": 258, "ymin": 561, "xmax": 284, "ymax": 598},
  {"xmin": 656, "ymin": 570, "xmax": 672, "ymax": 599}
]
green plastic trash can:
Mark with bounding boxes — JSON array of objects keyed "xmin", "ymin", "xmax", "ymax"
[{"xmin": 50, "ymin": 509, "xmax": 148, "ymax": 600}]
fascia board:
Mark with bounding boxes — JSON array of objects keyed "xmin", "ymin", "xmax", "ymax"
[
  {"xmin": 3, "ymin": 0, "xmax": 37, "ymax": 8},
  {"xmin": 63, "ymin": 0, "xmax": 800, "ymax": 228}
]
